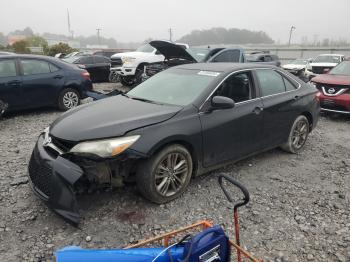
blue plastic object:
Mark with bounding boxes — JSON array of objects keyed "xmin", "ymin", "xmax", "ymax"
[
  {"xmin": 54, "ymin": 225, "xmax": 230, "ymax": 262},
  {"xmin": 183, "ymin": 225, "xmax": 230, "ymax": 262},
  {"xmin": 55, "ymin": 246, "xmax": 184, "ymax": 262}
]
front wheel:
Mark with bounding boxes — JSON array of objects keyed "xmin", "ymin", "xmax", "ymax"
[
  {"xmin": 57, "ymin": 88, "xmax": 80, "ymax": 111},
  {"xmin": 137, "ymin": 144, "xmax": 193, "ymax": 204},
  {"xmin": 281, "ymin": 115, "xmax": 310, "ymax": 153},
  {"xmin": 120, "ymin": 76, "xmax": 135, "ymax": 87}
]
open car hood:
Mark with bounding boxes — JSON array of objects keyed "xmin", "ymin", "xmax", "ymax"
[{"xmin": 149, "ymin": 40, "xmax": 197, "ymax": 62}]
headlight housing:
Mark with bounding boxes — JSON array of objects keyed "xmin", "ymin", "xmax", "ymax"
[
  {"xmin": 122, "ymin": 57, "xmax": 136, "ymax": 63},
  {"xmin": 70, "ymin": 135, "xmax": 140, "ymax": 158}
]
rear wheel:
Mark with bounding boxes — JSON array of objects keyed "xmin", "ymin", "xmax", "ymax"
[
  {"xmin": 137, "ymin": 144, "xmax": 193, "ymax": 204},
  {"xmin": 281, "ymin": 115, "xmax": 309, "ymax": 153},
  {"xmin": 57, "ymin": 88, "xmax": 80, "ymax": 111}
]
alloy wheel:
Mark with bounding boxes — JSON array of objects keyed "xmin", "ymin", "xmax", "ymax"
[
  {"xmin": 154, "ymin": 153, "xmax": 189, "ymax": 197},
  {"xmin": 291, "ymin": 119, "xmax": 308, "ymax": 149},
  {"xmin": 63, "ymin": 91, "xmax": 79, "ymax": 109}
]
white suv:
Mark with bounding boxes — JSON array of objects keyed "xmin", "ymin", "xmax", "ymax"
[
  {"xmin": 305, "ymin": 54, "xmax": 345, "ymax": 80},
  {"xmin": 110, "ymin": 43, "xmax": 188, "ymax": 86}
]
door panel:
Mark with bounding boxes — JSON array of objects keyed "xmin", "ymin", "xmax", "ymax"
[
  {"xmin": 20, "ymin": 59, "xmax": 65, "ymax": 107},
  {"xmin": 199, "ymin": 71, "xmax": 263, "ymax": 167},
  {"xmin": 200, "ymin": 99, "xmax": 264, "ymax": 167},
  {"xmin": 0, "ymin": 59, "xmax": 23, "ymax": 109},
  {"xmin": 255, "ymin": 69, "xmax": 301, "ymax": 147}
]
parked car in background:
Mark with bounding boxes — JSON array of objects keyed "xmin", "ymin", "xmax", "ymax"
[
  {"xmin": 310, "ymin": 60, "xmax": 350, "ymax": 114},
  {"xmin": 305, "ymin": 54, "xmax": 345, "ymax": 80},
  {"xmin": 246, "ymin": 51, "xmax": 281, "ymax": 67},
  {"xmin": 110, "ymin": 42, "xmax": 188, "ymax": 86},
  {"xmin": 142, "ymin": 40, "xmax": 245, "ymax": 81},
  {"xmin": 27, "ymin": 63, "xmax": 319, "ymax": 223},
  {"xmin": 0, "ymin": 54, "xmax": 92, "ymax": 115},
  {"xmin": 63, "ymin": 55, "xmax": 111, "ymax": 82},
  {"xmin": 282, "ymin": 58, "xmax": 312, "ymax": 77}
]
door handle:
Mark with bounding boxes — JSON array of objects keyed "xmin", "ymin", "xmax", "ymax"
[
  {"xmin": 293, "ymin": 95, "xmax": 300, "ymax": 101},
  {"xmin": 53, "ymin": 75, "xmax": 64, "ymax": 79},
  {"xmin": 252, "ymin": 107, "xmax": 263, "ymax": 114}
]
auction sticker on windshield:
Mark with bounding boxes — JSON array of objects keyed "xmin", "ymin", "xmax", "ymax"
[{"xmin": 198, "ymin": 71, "xmax": 220, "ymax": 77}]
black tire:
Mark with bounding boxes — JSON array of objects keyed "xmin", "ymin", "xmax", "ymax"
[
  {"xmin": 109, "ymin": 71, "xmax": 119, "ymax": 83},
  {"xmin": 120, "ymin": 76, "xmax": 135, "ymax": 87},
  {"xmin": 136, "ymin": 144, "xmax": 193, "ymax": 204},
  {"xmin": 57, "ymin": 88, "xmax": 80, "ymax": 111},
  {"xmin": 281, "ymin": 115, "xmax": 310, "ymax": 153}
]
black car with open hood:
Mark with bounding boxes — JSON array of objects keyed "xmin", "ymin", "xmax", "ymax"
[{"xmin": 27, "ymin": 63, "xmax": 319, "ymax": 224}]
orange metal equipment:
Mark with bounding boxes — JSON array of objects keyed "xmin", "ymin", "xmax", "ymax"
[{"xmin": 126, "ymin": 174, "xmax": 263, "ymax": 262}]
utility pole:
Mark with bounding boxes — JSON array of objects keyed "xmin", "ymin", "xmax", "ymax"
[
  {"xmin": 67, "ymin": 9, "xmax": 74, "ymax": 39},
  {"xmin": 96, "ymin": 28, "xmax": 102, "ymax": 46},
  {"xmin": 288, "ymin": 26, "xmax": 296, "ymax": 46},
  {"xmin": 169, "ymin": 28, "xmax": 173, "ymax": 42}
]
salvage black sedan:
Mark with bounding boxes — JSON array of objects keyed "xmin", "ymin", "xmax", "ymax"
[{"xmin": 28, "ymin": 63, "xmax": 320, "ymax": 223}]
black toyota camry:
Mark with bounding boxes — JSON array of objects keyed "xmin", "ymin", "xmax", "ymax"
[{"xmin": 28, "ymin": 63, "xmax": 320, "ymax": 223}]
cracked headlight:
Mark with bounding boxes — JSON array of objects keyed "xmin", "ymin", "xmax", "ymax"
[{"xmin": 70, "ymin": 135, "xmax": 140, "ymax": 158}]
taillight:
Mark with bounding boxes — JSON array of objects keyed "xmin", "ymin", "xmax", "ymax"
[{"xmin": 81, "ymin": 71, "xmax": 91, "ymax": 80}]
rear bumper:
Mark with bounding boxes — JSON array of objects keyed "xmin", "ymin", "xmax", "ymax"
[
  {"xmin": 318, "ymin": 93, "xmax": 350, "ymax": 114},
  {"xmin": 28, "ymin": 134, "xmax": 83, "ymax": 224}
]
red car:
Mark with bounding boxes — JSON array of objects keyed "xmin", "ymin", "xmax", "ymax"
[{"xmin": 311, "ymin": 61, "xmax": 350, "ymax": 114}]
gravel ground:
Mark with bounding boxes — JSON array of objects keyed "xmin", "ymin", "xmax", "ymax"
[{"xmin": 0, "ymin": 83, "xmax": 349, "ymax": 262}]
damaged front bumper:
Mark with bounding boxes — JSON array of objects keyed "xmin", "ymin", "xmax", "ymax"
[{"xmin": 28, "ymin": 134, "xmax": 84, "ymax": 224}]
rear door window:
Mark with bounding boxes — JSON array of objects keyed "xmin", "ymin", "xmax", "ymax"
[
  {"xmin": 0, "ymin": 59, "xmax": 17, "ymax": 77},
  {"xmin": 283, "ymin": 76, "xmax": 297, "ymax": 91},
  {"xmin": 256, "ymin": 69, "xmax": 286, "ymax": 96},
  {"xmin": 21, "ymin": 59, "xmax": 51, "ymax": 75},
  {"xmin": 49, "ymin": 63, "xmax": 60, "ymax": 72}
]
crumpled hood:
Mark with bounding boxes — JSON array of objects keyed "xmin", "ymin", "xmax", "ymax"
[
  {"xmin": 312, "ymin": 74, "xmax": 350, "ymax": 86},
  {"xmin": 149, "ymin": 40, "xmax": 196, "ymax": 62},
  {"xmin": 50, "ymin": 95, "xmax": 182, "ymax": 141}
]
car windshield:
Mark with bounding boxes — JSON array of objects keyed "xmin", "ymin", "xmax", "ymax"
[
  {"xmin": 127, "ymin": 68, "xmax": 220, "ymax": 106},
  {"xmin": 136, "ymin": 44, "xmax": 155, "ymax": 53},
  {"xmin": 313, "ymin": 55, "xmax": 341, "ymax": 63},
  {"xmin": 186, "ymin": 48, "xmax": 211, "ymax": 62},
  {"xmin": 290, "ymin": 59, "xmax": 308, "ymax": 65},
  {"xmin": 329, "ymin": 61, "xmax": 350, "ymax": 75}
]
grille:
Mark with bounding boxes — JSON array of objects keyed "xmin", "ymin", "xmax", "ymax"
[
  {"xmin": 28, "ymin": 151, "xmax": 52, "ymax": 198},
  {"xmin": 317, "ymin": 84, "xmax": 350, "ymax": 95},
  {"xmin": 312, "ymin": 66, "xmax": 331, "ymax": 74},
  {"xmin": 50, "ymin": 136, "xmax": 76, "ymax": 152},
  {"xmin": 111, "ymin": 58, "xmax": 122, "ymax": 67}
]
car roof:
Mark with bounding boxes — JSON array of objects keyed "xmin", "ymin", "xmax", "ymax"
[
  {"xmin": 0, "ymin": 54, "xmax": 59, "ymax": 61},
  {"xmin": 175, "ymin": 62, "xmax": 276, "ymax": 73}
]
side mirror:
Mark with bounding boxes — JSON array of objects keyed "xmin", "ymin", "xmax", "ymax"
[
  {"xmin": 211, "ymin": 96, "xmax": 235, "ymax": 109},
  {"xmin": 323, "ymin": 68, "xmax": 330, "ymax": 74}
]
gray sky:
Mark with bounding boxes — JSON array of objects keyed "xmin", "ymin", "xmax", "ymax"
[{"xmin": 1, "ymin": 0, "xmax": 349, "ymax": 43}]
